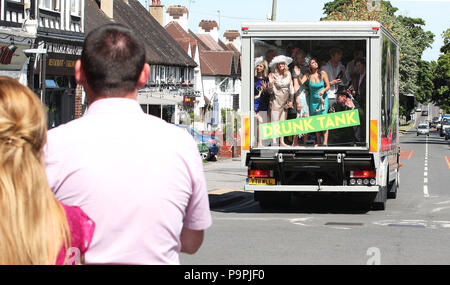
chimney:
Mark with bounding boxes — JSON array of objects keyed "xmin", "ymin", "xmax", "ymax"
[
  {"xmin": 150, "ymin": 0, "xmax": 164, "ymax": 26},
  {"xmin": 198, "ymin": 20, "xmax": 219, "ymax": 43},
  {"xmin": 224, "ymin": 30, "xmax": 241, "ymax": 51},
  {"xmin": 166, "ymin": 5, "xmax": 189, "ymax": 32},
  {"xmin": 100, "ymin": 0, "xmax": 114, "ymax": 19}
]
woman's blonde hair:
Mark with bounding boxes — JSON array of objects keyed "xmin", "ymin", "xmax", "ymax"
[
  {"xmin": 274, "ymin": 62, "xmax": 291, "ymax": 79},
  {"xmin": 0, "ymin": 76, "xmax": 71, "ymax": 265},
  {"xmin": 254, "ymin": 61, "xmax": 268, "ymax": 77}
]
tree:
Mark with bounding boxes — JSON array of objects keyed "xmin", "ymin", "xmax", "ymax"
[
  {"xmin": 321, "ymin": 0, "xmax": 435, "ymax": 116},
  {"xmin": 433, "ymin": 29, "xmax": 450, "ymax": 113},
  {"xmin": 416, "ymin": 60, "xmax": 435, "ymax": 104}
]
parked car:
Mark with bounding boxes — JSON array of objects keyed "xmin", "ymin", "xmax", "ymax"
[
  {"xmin": 430, "ymin": 117, "xmax": 439, "ymax": 128},
  {"xmin": 417, "ymin": 123, "xmax": 430, "ymax": 136},
  {"xmin": 440, "ymin": 118, "xmax": 450, "ymax": 137},
  {"xmin": 445, "ymin": 127, "xmax": 450, "ymax": 140},
  {"xmin": 176, "ymin": 125, "xmax": 220, "ymax": 160},
  {"xmin": 421, "ymin": 110, "xmax": 428, "ymax": 116},
  {"xmin": 416, "ymin": 107, "xmax": 422, "ymax": 112}
]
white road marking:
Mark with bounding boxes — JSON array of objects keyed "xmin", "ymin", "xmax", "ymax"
[
  {"xmin": 373, "ymin": 219, "xmax": 450, "ymax": 229},
  {"xmin": 432, "ymin": 206, "xmax": 450, "ymax": 213},
  {"xmin": 424, "ymin": 136, "xmax": 429, "ymax": 198},
  {"xmin": 424, "ymin": 185, "xmax": 430, "ymax": 198}
]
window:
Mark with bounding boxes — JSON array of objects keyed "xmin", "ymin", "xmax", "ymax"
[
  {"xmin": 252, "ymin": 38, "xmax": 368, "ymax": 148},
  {"xmin": 71, "ymin": 0, "xmax": 81, "ymax": 16},
  {"xmin": 39, "ymin": 0, "xmax": 60, "ymax": 11}
]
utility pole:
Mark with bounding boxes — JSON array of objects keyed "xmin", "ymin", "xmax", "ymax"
[{"xmin": 271, "ymin": 0, "xmax": 277, "ymax": 21}]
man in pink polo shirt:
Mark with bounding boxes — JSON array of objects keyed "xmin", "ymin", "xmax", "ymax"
[{"xmin": 44, "ymin": 24, "xmax": 212, "ymax": 264}]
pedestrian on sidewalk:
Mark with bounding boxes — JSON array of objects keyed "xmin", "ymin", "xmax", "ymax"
[
  {"xmin": 0, "ymin": 76, "xmax": 94, "ymax": 265},
  {"xmin": 44, "ymin": 24, "xmax": 212, "ymax": 265}
]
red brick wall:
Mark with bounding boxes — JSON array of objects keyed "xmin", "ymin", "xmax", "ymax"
[{"xmin": 74, "ymin": 84, "xmax": 83, "ymax": 119}]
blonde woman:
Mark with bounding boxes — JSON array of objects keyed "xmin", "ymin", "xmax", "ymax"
[
  {"xmin": 254, "ymin": 56, "xmax": 269, "ymax": 147},
  {"xmin": 0, "ymin": 77, "xmax": 95, "ymax": 265},
  {"xmin": 268, "ymin": 55, "xmax": 295, "ymax": 146}
]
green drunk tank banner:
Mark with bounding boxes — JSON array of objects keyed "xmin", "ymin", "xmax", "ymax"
[{"xmin": 260, "ymin": 109, "xmax": 360, "ymax": 140}]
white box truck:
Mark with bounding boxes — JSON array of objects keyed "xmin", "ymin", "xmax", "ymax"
[{"xmin": 240, "ymin": 21, "xmax": 400, "ymax": 210}]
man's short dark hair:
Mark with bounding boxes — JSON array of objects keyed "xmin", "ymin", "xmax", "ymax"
[{"xmin": 81, "ymin": 23, "xmax": 146, "ymax": 96}]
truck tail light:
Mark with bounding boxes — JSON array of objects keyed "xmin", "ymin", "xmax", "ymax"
[
  {"xmin": 248, "ymin": 170, "xmax": 270, "ymax": 178},
  {"xmin": 351, "ymin": 170, "xmax": 376, "ymax": 178},
  {"xmin": 349, "ymin": 170, "xmax": 376, "ymax": 186}
]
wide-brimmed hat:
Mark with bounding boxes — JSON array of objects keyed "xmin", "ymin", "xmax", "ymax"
[{"xmin": 269, "ymin": 55, "xmax": 293, "ymax": 69}]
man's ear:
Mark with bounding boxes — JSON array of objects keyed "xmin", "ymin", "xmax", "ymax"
[
  {"xmin": 74, "ymin": 59, "xmax": 86, "ymax": 85},
  {"xmin": 137, "ymin": 63, "xmax": 150, "ymax": 88}
]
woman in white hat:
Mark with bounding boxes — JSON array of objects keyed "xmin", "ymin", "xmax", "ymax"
[{"xmin": 267, "ymin": 55, "xmax": 295, "ymax": 147}]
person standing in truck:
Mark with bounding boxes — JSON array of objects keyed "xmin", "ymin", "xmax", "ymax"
[
  {"xmin": 268, "ymin": 55, "xmax": 295, "ymax": 147},
  {"xmin": 329, "ymin": 89, "xmax": 364, "ymax": 145},
  {"xmin": 254, "ymin": 56, "xmax": 269, "ymax": 147},
  {"xmin": 300, "ymin": 58, "xmax": 331, "ymax": 146},
  {"xmin": 321, "ymin": 48, "xmax": 348, "ymax": 106},
  {"xmin": 291, "ymin": 48, "xmax": 310, "ymax": 146}
]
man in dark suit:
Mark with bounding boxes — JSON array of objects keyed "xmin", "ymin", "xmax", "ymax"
[
  {"xmin": 354, "ymin": 57, "xmax": 366, "ymax": 111},
  {"xmin": 328, "ymin": 89, "xmax": 365, "ymax": 145}
]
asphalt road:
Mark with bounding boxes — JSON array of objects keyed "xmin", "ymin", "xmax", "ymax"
[{"xmin": 181, "ymin": 114, "xmax": 450, "ymax": 265}]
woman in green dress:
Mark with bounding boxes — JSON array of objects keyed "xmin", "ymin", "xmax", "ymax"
[{"xmin": 300, "ymin": 58, "xmax": 331, "ymax": 146}]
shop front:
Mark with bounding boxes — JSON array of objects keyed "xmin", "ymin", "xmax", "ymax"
[{"xmin": 35, "ymin": 37, "xmax": 83, "ymax": 129}]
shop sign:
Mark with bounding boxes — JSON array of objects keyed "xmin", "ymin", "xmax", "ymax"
[
  {"xmin": 0, "ymin": 43, "xmax": 30, "ymax": 71},
  {"xmin": 46, "ymin": 43, "xmax": 82, "ymax": 56},
  {"xmin": 46, "ymin": 52, "xmax": 78, "ymax": 76}
]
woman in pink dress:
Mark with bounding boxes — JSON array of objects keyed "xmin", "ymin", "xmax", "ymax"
[{"xmin": 0, "ymin": 77, "xmax": 95, "ymax": 265}]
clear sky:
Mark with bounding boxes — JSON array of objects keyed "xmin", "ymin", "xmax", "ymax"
[{"xmin": 139, "ymin": 0, "xmax": 450, "ymax": 62}]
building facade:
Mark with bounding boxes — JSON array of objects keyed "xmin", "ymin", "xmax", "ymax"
[
  {"xmin": 164, "ymin": 6, "xmax": 241, "ymax": 130},
  {"xmin": 0, "ymin": 0, "xmax": 36, "ymax": 84},
  {"xmin": 88, "ymin": 0, "xmax": 197, "ymax": 124},
  {"xmin": 1, "ymin": 0, "xmax": 85, "ymax": 129}
]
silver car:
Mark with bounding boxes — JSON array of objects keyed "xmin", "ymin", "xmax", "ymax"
[{"xmin": 417, "ymin": 123, "xmax": 430, "ymax": 136}]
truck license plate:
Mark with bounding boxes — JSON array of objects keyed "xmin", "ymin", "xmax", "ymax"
[{"xmin": 248, "ymin": 178, "xmax": 276, "ymax": 185}]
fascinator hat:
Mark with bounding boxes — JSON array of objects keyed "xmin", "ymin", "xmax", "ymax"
[
  {"xmin": 269, "ymin": 55, "xmax": 293, "ymax": 69},
  {"xmin": 254, "ymin": 56, "xmax": 264, "ymax": 67}
]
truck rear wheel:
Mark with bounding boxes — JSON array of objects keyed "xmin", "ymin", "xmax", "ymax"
[{"xmin": 255, "ymin": 191, "xmax": 291, "ymax": 210}]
